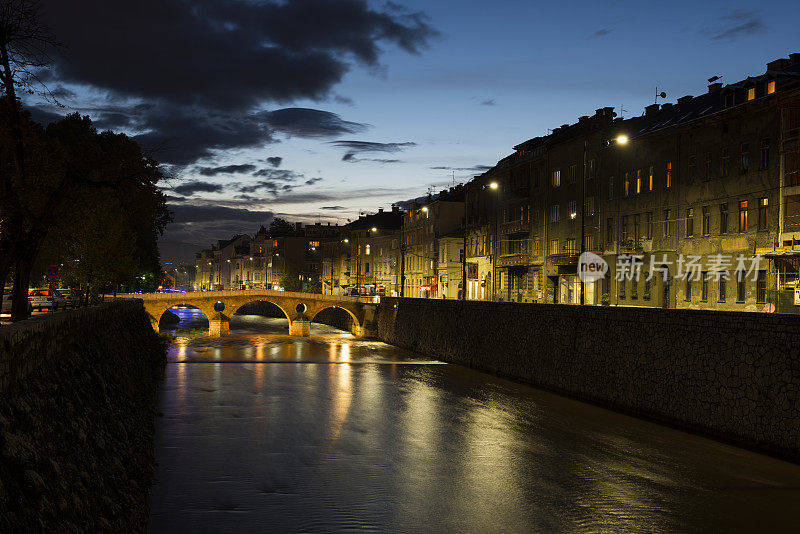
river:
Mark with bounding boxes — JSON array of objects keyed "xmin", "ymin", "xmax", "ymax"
[{"xmin": 148, "ymin": 308, "xmax": 800, "ymax": 532}]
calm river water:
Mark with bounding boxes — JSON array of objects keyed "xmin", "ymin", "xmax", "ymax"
[{"xmin": 148, "ymin": 309, "xmax": 800, "ymax": 533}]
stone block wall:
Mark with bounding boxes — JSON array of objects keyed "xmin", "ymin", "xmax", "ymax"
[
  {"xmin": 0, "ymin": 300, "xmax": 166, "ymax": 531},
  {"xmin": 376, "ymin": 298, "xmax": 800, "ymax": 460}
]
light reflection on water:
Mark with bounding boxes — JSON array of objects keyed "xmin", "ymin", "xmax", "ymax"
[{"xmin": 149, "ymin": 316, "xmax": 800, "ymax": 533}]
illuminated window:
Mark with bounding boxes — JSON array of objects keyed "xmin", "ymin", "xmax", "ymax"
[
  {"xmin": 308, "ymin": 241, "xmax": 320, "ymax": 248},
  {"xmin": 636, "ymin": 169, "xmax": 641, "ymax": 194},
  {"xmin": 767, "ymin": 80, "xmax": 776, "ymax": 94},
  {"xmin": 739, "ymin": 200, "xmax": 748, "ymax": 232},
  {"xmin": 552, "ymin": 170, "xmax": 561, "ymax": 187},
  {"xmin": 758, "ymin": 197, "xmax": 769, "ymax": 230},
  {"xmin": 648, "ymin": 166, "xmax": 654, "ymax": 191},
  {"xmin": 365, "ymin": 244, "xmax": 370, "ymax": 255},
  {"xmin": 624, "ymin": 173, "xmax": 630, "ymax": 197},
  {"xmin": 666, "ymin": 161, "xmax": 672, "ymax": 188},
  {"xmin": 747, "ymin": 87, "xmax": 755, "ymax": 101}
]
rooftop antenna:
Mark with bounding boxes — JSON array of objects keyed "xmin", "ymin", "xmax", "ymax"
[
  {"xmin": 619, "ymin": 104, "xmax": 628, "ymax": 118},
  {"xmin": 654, "ymin": 87, "xmax": 667, "ymax": 105}
]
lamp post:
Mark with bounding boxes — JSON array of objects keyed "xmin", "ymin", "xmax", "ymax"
[{"xmin": 463, "ymin": 181, "xmax": 498, "ymax": 301}]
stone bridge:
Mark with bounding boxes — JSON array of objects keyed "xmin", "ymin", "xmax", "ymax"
[{"xmin": 118, "ymin": 290, "xmax": 377, "ymax": 337}]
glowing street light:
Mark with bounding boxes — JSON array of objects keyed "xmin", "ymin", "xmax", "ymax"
[
  {"xmin": 616, "ymin": 134, "xmax": 629, "ymax": 145},
  {"xmin": 489, "ymin": 182, "xmax": 499, "ymax": 189}
]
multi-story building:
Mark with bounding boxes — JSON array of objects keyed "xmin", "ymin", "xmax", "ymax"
[
  {"xmin": 403, "ymin": 187, "xmax": 465, "ymax": 298},
  {"xmin": 344, "ymin": 206, "xmax": 404, "ymax": 295},
  {"xmin": 468, "ymin": 53, "xmax": 800, "ymax": 312}
]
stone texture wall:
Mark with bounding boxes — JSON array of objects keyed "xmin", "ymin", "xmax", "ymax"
[
  {"xmin": 0, "ymin": 300, "xmax": 166, "ymax": 531},
  {"xmin": 377, "ymin": 298, "xmax": 800, "ymax": 460}
]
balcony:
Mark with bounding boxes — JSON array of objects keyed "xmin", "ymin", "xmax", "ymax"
[
  {"xmin": 500, "ymin": 220, "xmax": 530, "ymax": 234},
  {"xmin": 496, "ymin": 253, "xmax": 532, "ymax": 267},
  {"xmin": 549, "ymin": 253, "xmax": 579, "ymax": 266}
]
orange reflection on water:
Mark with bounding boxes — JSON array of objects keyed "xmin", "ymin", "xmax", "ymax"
[{"xmin": 327, "ymin": 362, "xmax": 353, "ymax": 444}]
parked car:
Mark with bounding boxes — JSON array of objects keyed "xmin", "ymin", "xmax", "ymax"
[
  {"xmin": 28, "ymin": 288, "xmax": 67, "ymax": 311},
  {"xmin": 2, "ymin": 287, "xmax": 33, "ymax": 317},
  {"xmin": 57, "ymin": 288, "xmax": 83, "ymax": 308}
]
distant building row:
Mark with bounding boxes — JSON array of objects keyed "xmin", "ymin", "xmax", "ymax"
[{"xmin": 196, "ymin": 53, "xmax": 800, "ymax": 312}]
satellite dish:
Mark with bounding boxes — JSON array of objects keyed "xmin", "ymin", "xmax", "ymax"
[{"xmin": 659, "ymin": 91, "xmax": 667, "ymax": 99}]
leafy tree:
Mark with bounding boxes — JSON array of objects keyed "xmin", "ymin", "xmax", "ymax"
[
  {"xmin": 306, "ymin": 275, "xmax": 322, "ymax": 294},
  {"xmin": 278, "ymin": 268, "xmax": 302, "ymax": 292},
  {"xmin": 268, "ymin": 217, "xmax": 296, "ymax": 237}
]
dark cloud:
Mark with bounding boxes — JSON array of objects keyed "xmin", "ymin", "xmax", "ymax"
[
  {"xmin": 27, "ymin": 106, "xmax": 64, "ymax": 127},
  {"xmin": 305, "ymin": 177, "xmax": 324, "ymax": 185},
  {"xmin": 588, "ymin": 28, "xmax": 612, "ymax": 39},
  {"xmin": 480, "ymin": 99, "xmax": 495, "ymax": 106},
  {"xmin": 261, "ymin": 108, "xmax": 368, "ymax": 137},
  {"xmin": 39, "ymin": 0, "xmax": 438, "ymax": 165},
  {"xmin": 169, "ymin": 204, "xmax": 274, "ymax": 224},
  {"xmin": 171, "ymin": 181, "xmax": 225, "ymax": 196},
  {"xmin": 708, "ymin": 10, "xmax": 764, "ymax": 41},
  {"xmin": 197, "ymin": 164, "xmax": 257, "ymax": 177},
  {"xmin": 266, "ymin": 157, "xmax": 283, "ymax": 168},
  {"xmin": 250, "ymin": 168, "xmax": 302, "ymax": 181},
  {"xmin": 329, "ymin": 140, "xmax": 416, "ymax": 162},
  {"xmin": 321, "ymin": 206, "xmax": 346, "ymax": 210}
]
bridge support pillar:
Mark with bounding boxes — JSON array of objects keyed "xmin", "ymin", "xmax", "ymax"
[
  {"xmin": 149, "ymin": 317, "xmax": 160, "ymax": 333},
  {"xmin": 289, "ymin": 318, "xmax": 311, "ymax": 337},
  {"xmin": 209, "ymin": 312, "xmax": 230, "ymax": 337}
]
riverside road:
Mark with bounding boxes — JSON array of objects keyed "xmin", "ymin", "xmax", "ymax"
[{"xmin": 148, "ymin": 310, "xmax": 800, "ymax": 533}]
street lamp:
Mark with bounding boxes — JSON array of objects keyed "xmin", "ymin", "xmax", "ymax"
[{"xmin": 463, "ymin": 180, "xmax": 500, "ymax": 301}]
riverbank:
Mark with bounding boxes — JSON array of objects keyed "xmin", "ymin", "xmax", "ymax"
[
  {"xmin": 0, "ymin": 300, "xmax": 166, "ymax": 531},
  {"xmin": 376, "ymin": 297, "xmax": 800, "ymax": 462}
]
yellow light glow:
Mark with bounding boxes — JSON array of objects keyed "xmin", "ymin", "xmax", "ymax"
[
  {"xmin": 489, "ymin": 182, "xmax": 499, "ymax": 189},
  {"xmin": 371, "ymin": 227, "xmax": 377, "ymax": 232},
  {"xmin": 616, "ymin": 135, "xmax": 629, "ymax": 145},
  {"xmin": 422, "ymin": 206, "xmax": 428, "ymax": 212}
]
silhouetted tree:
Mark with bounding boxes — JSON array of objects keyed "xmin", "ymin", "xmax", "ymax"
[{"xmin": 268, "ymin": 218, "xmax": 296, "ymax": 237}]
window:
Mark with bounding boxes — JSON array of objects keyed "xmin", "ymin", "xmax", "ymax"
[
  {"xmin": 618, "ymin": 279, "xmax": 626, "ymax": 300},
  {"xmin": 624, "ymin": 173, "xmax": 630, "ymax": 197},
  {"xmin": 702, "ymin": 206, "xmax": 710, "ymax": 236},
  {"xmin": 760, "ymin": 139, "xmax": 770, "ymax": 169},
  {"xmin": 666, "ymin": 161, "xmax": 672, "ymax": 188},
  {"xmin": 721, "ymin": 147, "xmax": 730, "ymax": 177},
  {"xmin": 747, "ymin": 87, "xmax": 756, "ymax": 101},
  {"xmin": 715, "ymin": 204, "xmax": 728, "ymax": 236},
  {"xmin": 739, "ymin": 200, "xmax": 748, "ymax": 232},
  {"xmin": 585, "ymin": 234, "xmax": 594, "ymax": 252},
  {"xmin": 767, "ymin": 80, "xmax": 776, "ymax": 94},
  {"xmin": 365, "ymin": 262, "xmax": 370, "ymax": 273},
  {"xmin": 757, "ymin": 271, "xmax": 767, "ymax": 303},
  {"xmin": 646, "ymin": 212, "xmax": 653, "ymax": 239},
  {"xmin": 686, "ymin": 208, "xmax": 694, "ymax": 237},
  {"xmin": 758, "ymin": 197, "xmax": 769, "ymax": 230},
  {"xmin": 704, "ymin": 152, "xmax": 712, "ymax": 181},
  {"xmin": 644, "ymin": 277, "xmax": 651, "ymax": 300},
  {"xmin": 701, "ymin": 272, "xmax": 708, "ymax": 301},
  {"xmin": 588, "ymin": 159, "xmax": 596, "ymax": 180},
  {"xmin": 718, "ymin": 277, "xmax": 726, "ymax": 302},
  {"xmin": 606, "ymin": 218, "xmax": 614, "ymax": 243},
  {"xmin": 568, "ymin": 200, "xmax": 577, "ymax": 219},
  {"xmin": 608, "ymin": 176, "xmax": 614, "ymax": 200},
  {"xmin": 550, "ymin": 239, "xmax": 559, "ymax": 255},
  {"xmin": 741, "ymin": 143, "xmax": 750, "ymax": 173},
  {"xmin": 551, "ymin": 204, "xmax": 560, "ymax": 222},
  {"xmin": 687, "ymin": 155, "xmax": 696, "ymax": 182},
  {"xmin": 365, "ymin": 244, "xmax": 370, "ymax": 255},
  {"xmin": 636, "ymin": 169, "xmax": 642, "ymax": 194},
  {"xmin": 685, "ymin": 278, "xmax": 692, "ymax": 301},
  {"xmin": 569, "ymin": 164, "xmax": 578, "ymax": 184},
  {"xmin": 648, "ymin": 166, "xmax": 654, "ymax": 191},
  {"xmin": 565, "ymin": 238, "xmax": 576, "ymax": 255},
  {"xmin": 552, "ymin": 170, "xmax": 561, "ymax": 187},
  {"xmin": 633, "ymin": 214, "xmax": 641, "ymax": 242},
  {"xmin": 621, "ymin": 215, "xmax": 629, "ymax": 240},
  {"xmin": 664, "ymin": 209, "xmax": 672, "ymax": 237},
  {"xmin": 737, "ymin": 274, "xmax": 746, "ymax": 302},
  {"xmin": 631, "ymin": 278, "xmax": 638, "ymax": 299}
]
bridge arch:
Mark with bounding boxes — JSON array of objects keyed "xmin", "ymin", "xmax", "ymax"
[
  {"xmin": 230, "ymin": 299, "xmax": 293, "ymax": 323},
  {"xmin": 309, "ymin": 304, "xmax": 362, "ymax": 336},
  {"xmin": 156, "ymin": 305, "xmax": 210, "ymax": 329}
]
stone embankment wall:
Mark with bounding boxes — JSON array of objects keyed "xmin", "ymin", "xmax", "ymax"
[
  {"xmin": 0, "ymin": 300, "xmax": 166, "ymax": 531},
  {"xmin": 376, "ymin": 298, "xmax": 800, "ymax": 460}
]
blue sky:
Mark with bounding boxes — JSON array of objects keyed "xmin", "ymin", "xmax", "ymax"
[{"xmin": 30, "ymin": 0, "xmax": 800, "ymax": 263}]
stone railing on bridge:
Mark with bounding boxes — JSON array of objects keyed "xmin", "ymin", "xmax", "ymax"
[{"xmin": 117, "ymin": 289, "xmax": 378, "ymax": 338}]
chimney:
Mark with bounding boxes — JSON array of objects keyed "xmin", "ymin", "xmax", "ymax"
[
  {"xmin": 707, "ymin": 82, "xmax": 723, "ymax": 93},
  {"xmin": 677, "ymin": 95, "xmax": 693, "ymax": 104},
  {"xmin": 578, "ymin": 115, "xmax": 589, "ymax": 124},
  {"xmin": 661, "ymin": 103, "xmax": 673, "ymax": 111},
  {"xmin": 767, "ymin": 57, "xmax": 790, "ymax": 71},
  {"xmin": 790, "ymin": 53, "xmax": 800, "ymax": 66},
  {"xmin": 644, "ymin": 103, "xmax": 660, "ymax": 116},
  {"xmin": 378, "ymin": 207, "xmax": 384, "ymax": 213}
]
